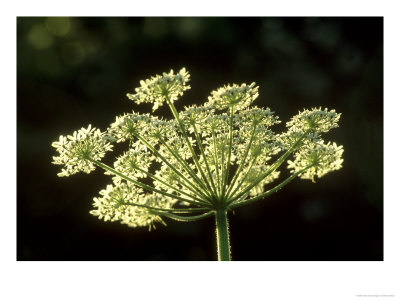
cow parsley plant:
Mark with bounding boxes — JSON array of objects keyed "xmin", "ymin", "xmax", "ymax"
[{"xmin": 52, "ymin": 68, "xmax": 344, "ymax": 260}]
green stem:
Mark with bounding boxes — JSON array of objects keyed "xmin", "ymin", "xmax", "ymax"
[
  {"xmin": 228, "ymin": 166, "xmax": 312, "ymax": 209},
  {"xmin": 215, "ymin": 209, "xmax": 231, "ymax": 261},
  {"xmin": 225, "ymin": 156, "xmax": 257, "ymax": 201},
  {"xmin": 228, "ymin": 132, "xmax": 307, "ymax": 204},
  {"xmin": 192, "ymin": 123, "xmax": 218, "ymax": 196},
  {"xmin": 132, "ymin": 131, "xmax": 212, "ymax": 202},
  {"xmin": 89, "ymin": 159, "xmax": 211, "ymax": 207},
  {"xmin": 157, "ymin": 136, "xmax": 212, "ymax": 200},
  {"xmin": 165, "ymin": 96, "xmax": 217, "ymax": 200},
  {"xmin": 221, "ymin": 107, "xmax": 234, "ymax": 201},
  {"xmin": 211, "ymin": 127, "xmax": 222, "ymax": 196},
  {"xmin": 121, "ymin": 201, "xmax": 210, "ymax": 214},
  {"xmin": 157, "ymin": 211, "xmax": 214, "ymax": 222},
  {"xmin": 127, "ymin": 161, "xmax": 208, "ymax": 205},
  {"xmin": 225, "ymin": 122, "xmax": 257, "ymax": 197}
]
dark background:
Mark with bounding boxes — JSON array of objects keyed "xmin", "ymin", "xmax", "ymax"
[{"xmin": 17, "ymin": 17, "xmax": 383, "ymax": 261}]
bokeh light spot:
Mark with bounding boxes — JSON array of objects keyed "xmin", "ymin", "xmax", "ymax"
[
  {"xmin": 27, "ymin": 23, "xmax": 53, "ymax": 49},
  {"xmin": 175, "ymin": 18, "xmax": 202, "ymax": 40},
  {"xmin": 45, "ymin": 17, "xmax": 71, "ymax": 37}
]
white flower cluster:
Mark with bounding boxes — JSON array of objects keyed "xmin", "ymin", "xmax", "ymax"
[
  {"xmin": 286, "ymin": 107, "xmax": 341, "ymax": 134},
  {"xmin": 279, "ymin": 108, "xmax": 344, "ymax": 182},
  {"xmin": 107, "ymin": 112, "xmax": 158, "ymax": 143},
  {"xmin": 126, "ymin": 68, "xmax": 191, "ymax": 111},
  {"xmin": 207, "ymin": 82, "xmax": 259, "ymax": 111},
  {"xmin": 287, "ymin": 141, "xmax": 344, "ymax": 182},
  {"xmin": 108, "ymin": 142, "xmax": 154, "ymax": 184},
  {"xmin": 179, "ymin": 104, "xmax": 215, "ymax": 136},
  {"xmin": 52, "ymin": 125, "xmax": 113, "ymax": 177},
  {"xmin": 90, "ymin": 183, "xmax": 176, "ymax": 229},
  {"xmin": 153, "ymin": 163, "xmax": 201, "ymax": 201},
  {"xmin": 52, "ymin": 67, "xmax": 344, "ymax": 230},
  {"xmin": 157, "ymin": 131, "xmax": 196, "ymax": 161},
  {"xmin": 236, "ymin": 164, "xmax": 281, "ymax": 197},
  {"xmin": 232, "ymin": 126, "xmax": 280, "ymax": 164},
  {"xmin": 235, "ymin": 107, "xmax": 280, "ymax": 128}
]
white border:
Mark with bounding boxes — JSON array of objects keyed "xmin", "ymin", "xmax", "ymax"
[{"xmin": 2, "ymin": 1, "xmax": 399, "ymax": 299}]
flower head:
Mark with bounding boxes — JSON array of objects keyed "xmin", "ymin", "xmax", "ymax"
[
  {"xmin": 287, "ymin": 141, "xmax": 344, "ymax": 182},
  {"xmin": 286, "ymin": 107, "xmax": 341, "ymax": 134},
  {"xmin": 52, "ymin": 125, "xmax": 113, "ymax": 177},
  {"xmin": 107, "ymin": 142, "xmax": 155, "ymax": 184},
  {"xmin": 90, "ymin": 183, "xmax": 176, "ymax": 230},
  {"xmin": 180, "ymin": 104, "xmax": 215, "ymax": 136},
  {"xmin": 208, "ymin": 82, "xmax": 259, "ymax": 111},
  {"xmin": 107, "ymin": 111, "xmax": 159, "ymax": 144},
  {"xmin": 127, "ymin": 68, "xmax": 191, "ymax": 111}
]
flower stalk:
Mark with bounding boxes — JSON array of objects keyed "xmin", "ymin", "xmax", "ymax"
[{"xmin": 215, "ymin": 209, "xmax": 231, "ymax": 261}]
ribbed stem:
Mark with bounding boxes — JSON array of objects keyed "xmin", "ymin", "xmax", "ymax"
[{"xmin": 215, "ymin": 209, "xmax": 231, "ymax": 261}]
